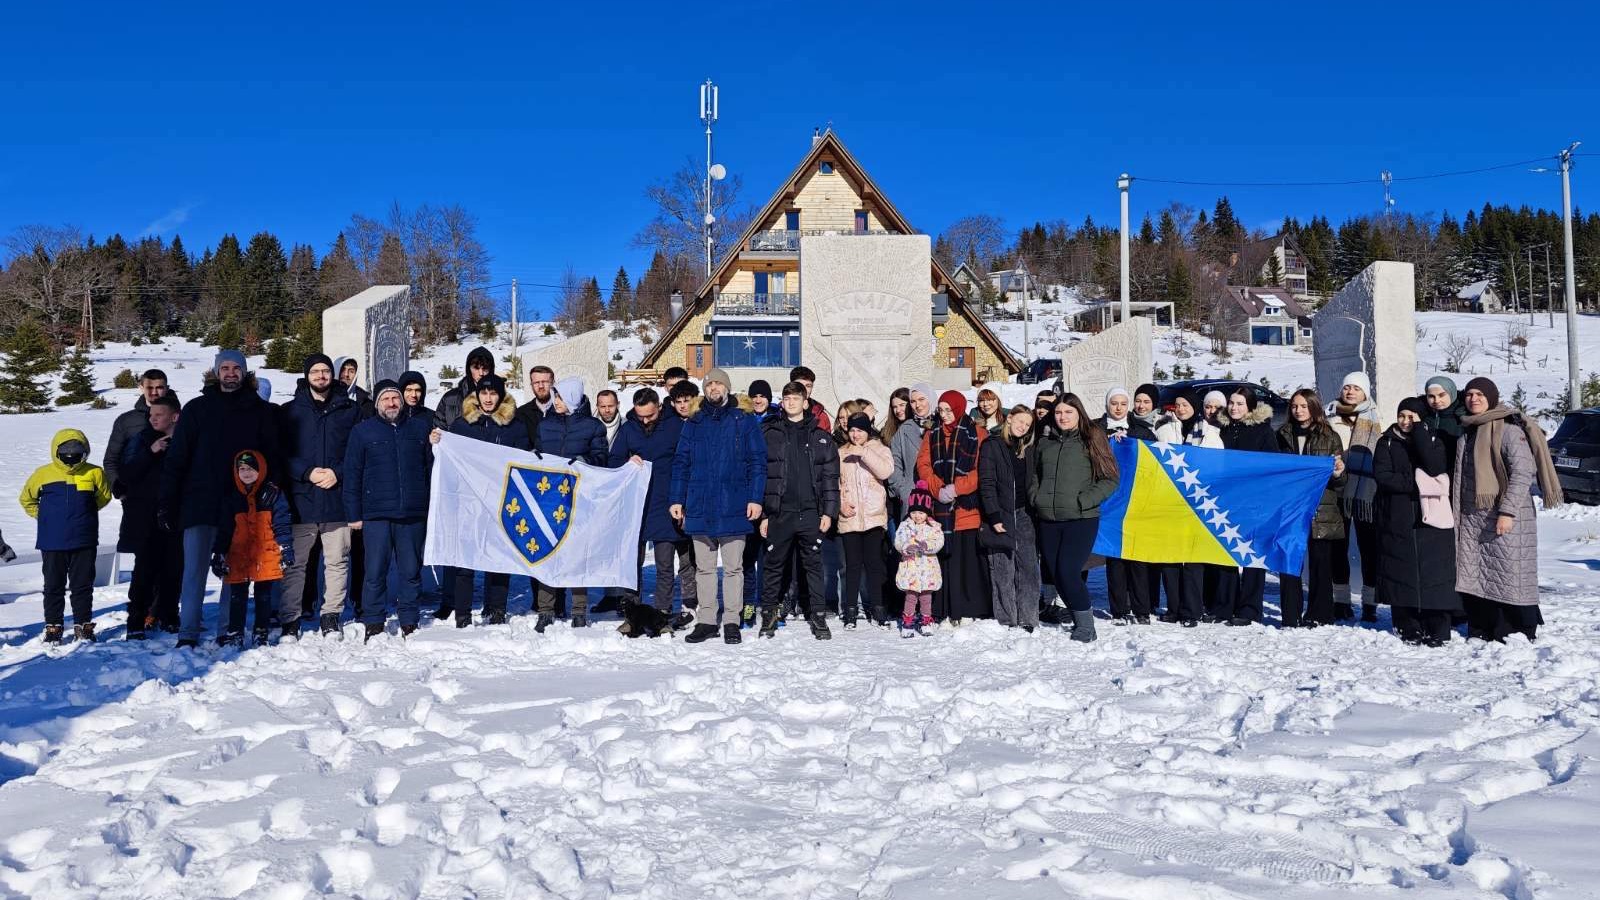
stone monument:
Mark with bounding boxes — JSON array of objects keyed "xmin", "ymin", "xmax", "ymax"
[
  {"xmin": 1312, "ymin": 261, "xmax": 1416, "ymax": 421},
  {"xmin": 1055, "ymin": 316, "xmax": 1153, "ymax": 418},
  {"xmin": 322, "ymin": 285, "xmax": 411, "ymax": 391},
  {"xmin": 523, "ymin": 327, "xmax": 610, "ymax": 406},
  {"xmin": 799, "ymin": 233, "xmax": 933, "ymax": 414}
]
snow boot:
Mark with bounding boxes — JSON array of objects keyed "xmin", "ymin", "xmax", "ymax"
[
  {"xmin": 279, "ymin": 620, "xmax": 299, "ymax": 642},
  {"xmin": 44, "ymin": 624, "xmax": 64, "ymax": 645},
  {"xmin": 485, "ymin": 610, "xmax": 507, "ymax": 626},
  {"xmin": 917, "ymin": 615, "xmax": 934, "ymax": 637},
  {"xmin": 669, "ymin": 609, "xmax": 696, "ymax": 632},
  {"xmin": 723, "ymin": 624, "xmax": 741, "ymax": 645},
  {"xmin": 74, "ymin": 623, "xmax": 97, "ymax": 644},
  {"xmin": 253, "ymin": 627, "xmax": 271, "ymax": 646},
  {"xmin": 570, "ymin": 612, "xmax": 588, "ymax": 629},
  {"xmin": 900, "ymin": 616, "xmax": 916, "ymax": 638},
  {"xmin": 535, "ymin": 613, "xmax": 554, "ymax": 634},
  {"xmin": 808, "ymin": 612, "xmax": 832, "ymax": 641},
  {"xmin": 1360, "ymin": 588, "xmax": 1378, "ymax": 623},
  {"xmin": 363, "ymin": 623, "xmax": 384, "ymax": 644},
  {"xmin": 319, "ymin": 614, "xmax": 341, "ymax": 636},
  {"xmin": 400, "ymin": 624, "xmax": 417, "ymax": 637},
  {"xmin": 432, "ymin": 602, "xmax": 452, "ymax": 621},
  {"xmin": 1333, "ymin": 583, "xmax": 1353, "ymax": 620},
  {"xmin": 455, "ymin": 615, "xmax": 471, "ymax": 629},
  {"xmin": 1068, "ymin": 609, "xmax": 1097, "ymax": 643},
  {"xmin": 758, "ymin": 605, "xmax": 782, "ymax": 639},
  {"xmin": 216, "ymin": 630, "xmax": 242, "ymax": 648},
  {"xmin": 684, "ymin": 623, "xmax": 718, "ymax": 643}
]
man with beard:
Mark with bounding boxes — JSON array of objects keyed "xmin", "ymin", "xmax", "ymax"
[
  {"xmin": 159, "ymin": 350, "xmax": 281, "ymax": 648},
  {"xmin": 117, "ymin": 393, "xmax": 183, "ymax": 637},
  {"xmin": 344, "ymin": 380, "xmax": 433, "ymax": 642},
  {"xmin": 514, "ymin": 365, "xmax": 556, "ymax": 446},
  {"xmin": 279, "ymin": 354, "xmax": 361, "ymax": 638},
  {"xmin": 430, "ymin": 347, "xmax": 494, "ymax": 620},
  {"xmin": 334, "ymin": 357, "xmax": 373, "ymax": 418}
]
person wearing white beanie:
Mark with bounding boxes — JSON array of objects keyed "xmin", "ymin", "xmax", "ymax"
[
  {"xmin": 532, "ymin": 374, "xmax": 607, "ymax": 632},
  {"xmin": 1328, "ymin": 370, "xmax": 1382, "ymax": 623}
]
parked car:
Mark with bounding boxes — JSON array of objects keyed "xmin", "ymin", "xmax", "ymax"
[
  {"xmin": 1548, "ymin": 408, "xmax": 1600, "ymax": 505},
  {"xmin": 1157, "ymin": 380, "xmax": 1291, "ymax": 427},
  {"xmin": 1019, "ymin": 358, "xmax": 1062, "ymax": 385}
]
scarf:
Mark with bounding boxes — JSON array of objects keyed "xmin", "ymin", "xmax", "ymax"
[
  {"xmin": 1335, "ymin": 401, "xmax": 1381, "ymax": 522},
  {"xmin": 1102, "ymin": 415, "xmax": 1129, "ymax": 435},
  {"xmin": 929, "ymin": 416, "xmax": 981, "ymax": 528},
  {"xmin": 1132, "ymin": 409, "xmax": 1163, "ymax": 432},
  {"xmin": 601, "ymin": 413, "xmax": 622, "ymax": 448},
  {"xmin": 1425, "ymin": 402, "xmax": 1465, "ymax": 442},
  {"xmin": 1461, "ymin": 405, "xmax": 1564, "ymax": 510}
]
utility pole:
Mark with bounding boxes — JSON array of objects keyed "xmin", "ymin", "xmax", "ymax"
[
  {"xmin": 1509, "ymin": 255, "xmax": 1520, "ymax": 316},
  {"xmin": 1545, "ymin": 244, "xmax": 1554, "ymax": 329},
  {"xmin": 700, "ymin": 80, "xmax": 720, "ymax": 281},
  {"xmin": 1021, "ymin": 255, "xmax": 1031, "ymax": 359},
  {"xmin": 1118, "ymin": 173, "xmax": 1131, "ymax": 324},
  {"xmin": 1528, "ymin": 246, "xmax": 1536, "ymax": 326},
  {"xmin": 510, "ymin": 278, "xmax": 519, "ymax": 386},
  {"xmin": 1560, "ymin": 141, "xmax": 1582, "ymax": 410}
]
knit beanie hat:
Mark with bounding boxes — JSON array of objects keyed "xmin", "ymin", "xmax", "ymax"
[
  {"xmin": 1342, "ymin": 371, "xmax": 1372, "ymax": 398},
  {"xmin": 1425, "ymin": 375, "xmax": 1458, "ymax": 403},
  {"xmin": 302, "ymin": 352, "xmax": 334, "ymax": 378},
  {"xmin": 235, "ymin": 451, "xmax": 261, "ymax": 472},
  {"xmin": 747, "ymin": 379, "xmax": 773, "ymax": 401},
  {"xmin": 703, "ymin": 367, "xmax": 732, "ymax": 390},
  {"xmin": 1463, "ymin": 376, "xmax": 1499, "ymax": 409},
  {"xmin": 1135, "ymin": 383, "xmax": 1160, "ymax": 406},
  {"xmin": 1397, "ymin": 396, "xmax": 1429, "ymax": 421},
  {"xmin": 1203, "ymin": 389, "xmax": 1228, "ymax": 409},
  {"xmin": 938, "ymin": 390, "xmax": 968, "ymax": 421},
  {"xmin": 214, "ymin": 349, "xmax": 247, "ymax": 375},
  {"xmin": 476, "ymin": 372, "xmax": 507, "ymax": 399},
  {"xmin": 908, "ymin": 480, "xmax": 935, "ymax": 515},
  {"xmin": 846, "ymin": 412, "xmax": 876, "ymax": 436},
  {"xmin": 372, "ymin": 379, "xmax": 402, "ymax": 402}
]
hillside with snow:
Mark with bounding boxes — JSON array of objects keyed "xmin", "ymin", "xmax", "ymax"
[{"xmin": 0, "ymin": 312, "xmax": 1596, "ymax": 897}]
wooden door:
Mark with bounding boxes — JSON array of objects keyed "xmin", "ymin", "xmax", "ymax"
[{"xmin": 686, "ymin": 343, "xmax": 712, "ymax": 377}]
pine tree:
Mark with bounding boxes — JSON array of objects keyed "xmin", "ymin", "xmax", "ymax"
[
  {"xmin": 1166, "ymin": 258, "xmax": 1194, "ymax": 322},
  {"xmin": 215, "ymin": 316, "xmax": 243, "ymax": 351},
  {"xmin": 318, "ymin": 233, "xmax": 367, "ymax": 307},
  {"xmin": 57, "ymin": 347, "xmax": 98, "ymax": 405},
  {"xmin": 0, "ymin": 319, "xmax": 57, "ymax": 412},
  {"xmin": 243, "ymin": 232, "xmax": 290, "ymax": 327},
  {"xmin": 608, "ymin": 266, "xmax": 634, "ymax": 322},
  {"xmin": 577, "ymin": 277, "xmax": 605, "ymax": 333},
  {"xmin": 374, "ymin": 234, "xmax": 410, "ymax": 286}
]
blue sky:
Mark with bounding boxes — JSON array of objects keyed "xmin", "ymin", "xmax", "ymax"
[{"xmin": 2, "ymin": 1, "xmax": 1596, "ymax": 317}]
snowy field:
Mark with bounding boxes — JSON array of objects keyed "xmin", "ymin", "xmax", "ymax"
[{"xmin": 0, "ymin": 314, "xmax": 1597, "ymax": 898}]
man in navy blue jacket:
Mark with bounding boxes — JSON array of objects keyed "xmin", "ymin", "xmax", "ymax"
[
  {"xmin": 343, "ymin": 380, "xmax": 433, "ymax": 642},
  {"xmin": 608, "ymin": 388, "xmax": 696, "ymax": 621},
  {"xmin": 279, "ymin": 354, "xmax": 361, "ymax": 637}
]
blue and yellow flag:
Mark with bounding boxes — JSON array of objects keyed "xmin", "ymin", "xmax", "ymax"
[{"xmin": 1093, "ymin": 438, "xmax": 1333, "ymax": 572}]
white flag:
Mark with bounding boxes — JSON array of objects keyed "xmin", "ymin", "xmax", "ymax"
[{"xmin": 423, "ymin": 432, "xmax": 650, "ymax": 589}]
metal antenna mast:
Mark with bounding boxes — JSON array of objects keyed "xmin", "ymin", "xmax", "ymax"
[{"xmin": 700, "ymin": 80, "xmax": 726, "ymax": 280}]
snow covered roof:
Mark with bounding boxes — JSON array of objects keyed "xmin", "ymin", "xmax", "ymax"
[{"xmin": 1457, "ymin": 279, "xmax": 1494, "ymax": 300}]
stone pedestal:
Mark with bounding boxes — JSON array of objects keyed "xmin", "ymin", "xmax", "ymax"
[
  {"xmin": 322, "ymin": 285, "xmax": 411, "ymax": 391},
  {"xmin": 798, "ymin": 234, "xmax": 933, "ymax": 414},
  {"xmin": 1056, "ymin": 316, "xmax": 1153, "ymax": 417},
  {"xmin": 1312, "ymin": 261, "xmax": 1416, "ymax": 421},
  {"xmin": 525, "ymin": 328, "xmax": 610, "ymax": 407}
]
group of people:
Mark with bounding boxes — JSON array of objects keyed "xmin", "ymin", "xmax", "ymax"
[{"xmin": 15, "ymin": 344, "xmax": 1559, "ymax": 650}]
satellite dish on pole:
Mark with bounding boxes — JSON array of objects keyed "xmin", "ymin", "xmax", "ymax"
[{"xmin": 709, "ymin": 163, "xmax": 726, "ymax": 181}]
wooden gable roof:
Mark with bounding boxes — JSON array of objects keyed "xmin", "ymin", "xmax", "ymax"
[{"xmin": 642, "ymin": 130, "xmax": 1020, "ymax": 373}]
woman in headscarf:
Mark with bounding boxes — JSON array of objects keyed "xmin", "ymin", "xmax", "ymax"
[
  {"xmin": 1454, "ymin": 377, "xmax": 1562, "ymax": 641},
  {"xmin": 1374, "ymin": 396, "xmax": 1460, "ymax": 645},
  {"xmin": 1328, "ymin": 371, "xmax": 1383, "ymax": 622},
  {"xmin": 1275, "ymin": 390, "xmax": 1347, "ymax": 628},
  {"xmin": 1100, "ymin": 386, "xmax": 1159, "ymax": 624},
  {"xmin": 1215, "ymin": 389, "xmax": 1278, "ymax": 625},
  {"xmin": 916, "ymin": 390, "xmax": 989, "ymax": 623},
  {"xmin": 1422, "ymin": 376, "xmax": 1466, "ymax": 465}
]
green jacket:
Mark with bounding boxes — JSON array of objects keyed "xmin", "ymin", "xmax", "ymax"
[
  {"xmin": 1275, "ymin": 422, "xmax": 1347, "ymax": 541},
  {"xmin": 1028, "ymin": 429, "xmax": 1118, "ymax": 521}
]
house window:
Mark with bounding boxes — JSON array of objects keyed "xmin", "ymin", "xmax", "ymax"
[
  {"xmin": 785, "ymin": 210, "xmax": 800, "ymax": 231},
  {"xmin": 820, "ymin": 162, "xmax": 834, "ymax": 175},
  {"xmin": 854, "ymin": 210, "xmax": 868, "ymax": 233},
  {"xmin": 949, "ymin": 347, "xmax": 974, "ymax": 369},
  {"xmin": 714, "ymin": 328, "xmax": 801, "ymax": 368}
]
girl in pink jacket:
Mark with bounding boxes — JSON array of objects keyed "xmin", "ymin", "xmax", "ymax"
[
  {"xmin": 894, "ymin": 482, "xmax": 944, "ymax": 637},
  {"xmin": 837, "ymin": 412, "xmax": 895, "ymax": 626}
]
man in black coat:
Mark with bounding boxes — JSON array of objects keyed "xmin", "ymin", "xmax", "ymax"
[
  {"xmin": 756, "ymin": 381, "xmax": 840, "ymax": 641},
  {"xmin": 160, "ymin": 350, "xmax": 282, "ymax": 648},
  {"xmin": 104, "ymin": 368, "xmax": 176, "ymax": 495},
  {"xmin": 512, "ymin": 364, "xmax": 556, "ymax": 448},
  {"xmin": 429, "ymin": 346, "xmax": 494, "ymax": 620},
  {"xmin": 279, "ymin": 353, "xmax": 361, "ymax": 637},
  {"xmin": 118, "ymin": 393, "xmax": 183, "ymax": 637},
  {"xmin": 334, "ymin": 357, "xmax": 374, "ymax": 418}
]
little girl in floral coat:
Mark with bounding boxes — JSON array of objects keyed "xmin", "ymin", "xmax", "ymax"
[{"xmin": 893, "ymin": 481, "xmax": 945, "ymax": 637}]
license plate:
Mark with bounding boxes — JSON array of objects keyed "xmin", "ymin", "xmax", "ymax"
[{"xmin": 1555, "ymin": 456, "xmax": 1581, "ymax": 469}]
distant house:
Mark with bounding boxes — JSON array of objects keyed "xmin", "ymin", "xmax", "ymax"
[
  {"xmin": 1225, "ymin": 285, "xmax": 1313, "ymax": 346},
  {"xmin": 1232, "ymin": 233, "xmax": 1311, "ymax": 297},
  {"xmin": 987, "ymin": 261, "xmax": 1039, "ymax": 302},
  {"xmin": 1456, "ymin": 279, "xmax": 1504, "ymax": 314},
  {"xmin": 951, "ymin": 262, "xmax": 988, "ymax": 299}
]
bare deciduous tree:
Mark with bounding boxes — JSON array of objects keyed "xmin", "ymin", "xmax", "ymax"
[
  {"xmin": 936, "ymin": 214, "xmax": 1006, "ymax": 273},
  {"xmin": 634, "ymin": 159, "xmax": 754, "ymax": 279}
]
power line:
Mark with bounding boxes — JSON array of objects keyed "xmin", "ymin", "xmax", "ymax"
[{"xmin": 1132, "ymin": 155, "xmax": 1555, "ymax": 188}]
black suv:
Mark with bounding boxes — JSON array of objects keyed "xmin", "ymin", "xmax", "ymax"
[
  {"xmin": 1157, "ymin": 380, "xmax": 1292, "ymax": 427},
  {"xmin": 1549, "ymin": 409, "xmax": 1600, "ymax": 505}
]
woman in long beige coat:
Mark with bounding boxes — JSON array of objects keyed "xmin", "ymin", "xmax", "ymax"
[{"xmin": 837, "ymin": 412, "xmax": 895, "ymax": 626}]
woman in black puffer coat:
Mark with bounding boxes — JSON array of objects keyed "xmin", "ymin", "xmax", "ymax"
[
  {"xmin": 1214, "ymin": 390, "xmax": 1278, "ymax": 625},
  {"xmin": 1373, "ymin": 397, "xmax": 1461, "ymax": 646}
]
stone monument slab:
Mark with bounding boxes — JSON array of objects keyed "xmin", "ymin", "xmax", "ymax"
[
  {"xmin": 525, "ymin": 328, "xmax": 610, "ymax": 407},
  {"xmin": 1312, "ymin": 261, "xmax": 1416, "ymax": 422},
  {"xmin": 322, "ymin": 285, "xmax": 411, "ymax": 391},
  {"xmin": 1055, "ymin": 316, "xmax": 1153, "ymax": 417},
  {"xmin": 798, "ymin": 234, "xmax": 933, "ymax": 414}
]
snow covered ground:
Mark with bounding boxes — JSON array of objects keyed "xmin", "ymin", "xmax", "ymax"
[{"xmin": 0, "ymin": 315, "xmax": 1598, "ymax": 897}]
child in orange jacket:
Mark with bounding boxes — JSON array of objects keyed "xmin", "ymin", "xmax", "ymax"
[{"xmin": 211, "ymin": 450, "xmax": 292, "ymax": 647}]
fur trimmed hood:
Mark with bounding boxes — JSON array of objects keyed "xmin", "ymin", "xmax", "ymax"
[
  {"xmin": 463, "ymin": 391, "xmax": 519, "ymax": 425},
  {"xmin": 1236, "ymin": 401, "xmax": 1273, "ymax": 427}
]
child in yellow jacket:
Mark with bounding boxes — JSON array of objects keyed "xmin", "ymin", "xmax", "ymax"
[{"xmin": 20, "ymin": 429, "xmax": 112, "ymax": 644}]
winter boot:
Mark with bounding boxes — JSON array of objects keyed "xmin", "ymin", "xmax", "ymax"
[
  {"xmin": 400, "ymin": 624, "xmax": 417, "ymax": 637},
  {"xmin": 73, "ymin": 622, "xmax": 96, "ymax": 644},
  {"xmin": 758, "ymin": 606, "xmax": 782, "ymax": 639},
  {"xmin": 1333, "ymin": 583, "xmax": 1353, "ymax": 620},
  {"xmin": 900, "ymin": 615, "xmax": 916, "ymax": 638},
  {"xmin": 43, "ymin": 624, "xmax": 64, "ymax": 645},
  {"xmin": 808, "ymin": 611, "xmax": 832, "ymax": 641},
  {"xmin": 1360, "ymin": 587, "xmax": 1378, "ymax": 623},
  {"xmin": 433, "ymin": 602, "xmax": 452, "ymax": 621},
  {"xmin": 319, "ymin": 613, "xmax": 341, "ymax": 636},
  {"xmin": 363, "ymin": 623, "xmax": 384, "ymax": 644},
  {"xmin": 535, "ymin": 613, "xmax": 554, "ymax": 634},
  {"xmin": 253, "ymin": 627, "xmax": 271, "ymax": 646},
  {"xmin": 669, "ymin": 609, "xmax": 696, "ymax": 632},
  {"xmin": 723, "ymin": 624, "xmax": 741, "ymax": 645},
  {"xmin": 684, "ymin": 623, "xmax": 718, "ymax": 643},
  {"xmin": 570, "ymin": 612, "xmax": 589, "ymax": 629},
  {"xmin": 485, "ymin": 610, "xmax": 507, "ymax": 626},
  {"xmin": 216, "ymin": 630, "xmax": 242, "ymax": 648},
  {"xmin": 917, "ymin": 614, "xmax": 934, "ymax": 637},
  {"xmin": 1068, "ymin": 609, "xmax": 1098, "ymax": 643},
  {"xmin": 279, "ymin": 619, "xmax": 299, "ymax": 642},
  {"xmin": 455, "ymin": 615, "xmax": 471, "ymax": 629}
]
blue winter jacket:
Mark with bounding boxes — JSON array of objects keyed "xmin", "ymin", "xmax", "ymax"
[
  {"xmin": 279, "ymin": 383, "xmax": 360, "ymax": 524},
  {"xmin": 669, "ymin": 397, "xmax": 766, "ymax": 538},
  {"xmin": 20, "ymin": 429, "xmax": 112, "ymax": 551},
  {"xmin": 159, "ymin": 374, "xmax": 281, "ymax": 530},
  {"xmin": 342, "ymin": 413, "xmax": 434, "ymax": 522},
  {"xmin": 448, "ymin": 394, "xmax": 531, "ymax": 450},
  {"xmin": 537, "ymin": 397, "xmax": 607, "ymax": 464},
  {"xmin": 608, "ymin": 413, "xmax": 687, "ymax": 543}
]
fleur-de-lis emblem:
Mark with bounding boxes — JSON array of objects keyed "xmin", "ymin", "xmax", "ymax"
[
  {"xmin": 505, "ymin": 497, "xmax": 521, "ymax": 515},
  {"xmin": 553, "ymin": 505, "xmax": 567, "ymax": 524},
  {"xmin": 525, "ymin": 537, "xmax": 540, "ymax": 555},
  {"xmin": 537, "ymin": 476, "xmax": 551, "ymax": 494},
  {"xmin": 515, "ymin": 519, "xmax": 529, "ymax": 536},
  {"xmin": 558, "ymin": 479, "xmax": 571, "ymax": 497}
]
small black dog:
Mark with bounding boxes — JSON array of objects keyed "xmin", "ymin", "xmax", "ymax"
[{"xmin": 619, "ymin": 599, "xmax": 670, "ymax": 638}]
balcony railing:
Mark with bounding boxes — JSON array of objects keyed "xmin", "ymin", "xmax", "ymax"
[
  {"xmin": 714, "ymin": 293, "xmax": 801, "ymax": 316},
  {"xmin": 748, "ymin": 230, "xmax": 800, "ymax": 252}
]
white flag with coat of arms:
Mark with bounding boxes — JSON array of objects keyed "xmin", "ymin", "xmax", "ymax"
[{"xmin": 424, "ymin": 432, "xmax": 649, "ymax": 588}]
